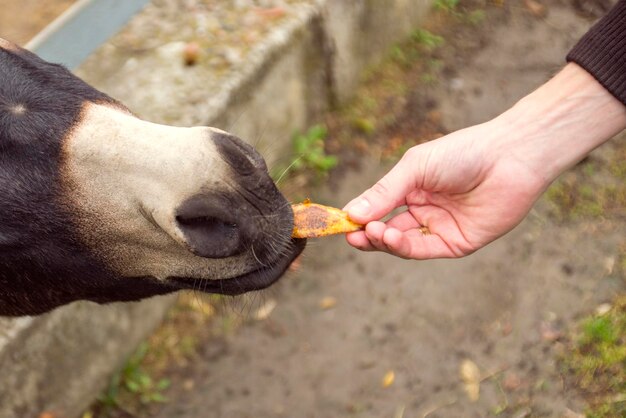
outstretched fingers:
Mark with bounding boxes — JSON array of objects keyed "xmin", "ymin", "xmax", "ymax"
[
  {"xmin": 346, "ymin": 223, "xmax": 457, "ymax": 259},
  {"xmin": 345, "ymin": 222, "xmax": 385, "ymax": 252},
  {"xmin": 345, "ymin": 211, "xmax": 420, "ymax": 252},
  {"xmin": 381, "ymin": 228, "xmax": 457, "ymax": 259},
  {"xmin": 345, "ymin": 204, "xmax": 474, "ymax": 259}
]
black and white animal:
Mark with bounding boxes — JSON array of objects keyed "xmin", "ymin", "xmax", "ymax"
[{"xmin": 0, "ymin": 38, "xmax": 305, "ymax": 316}]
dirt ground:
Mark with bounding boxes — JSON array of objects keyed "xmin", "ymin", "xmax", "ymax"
[{"xmin": 134, "ymin": 2, "xmax": 626, "ymax": 418}]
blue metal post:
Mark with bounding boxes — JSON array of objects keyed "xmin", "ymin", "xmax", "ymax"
[{"xmin": 26, "ymin": 0, "xmax": 151, "ymax": 69}]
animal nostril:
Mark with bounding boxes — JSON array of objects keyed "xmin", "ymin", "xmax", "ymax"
[
  {"xmin": 212, "ymin": 132, "xmax": 267, "ymax": 174},
  {"xmin": 176, "ymin": 214, "xmax": 243, "ymax": 259},
  {"xmin": 176, "ymin": 216, "xmax": 237, "ymax": 236}
]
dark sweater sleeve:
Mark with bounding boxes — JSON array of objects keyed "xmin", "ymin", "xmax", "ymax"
[{"xmin": 567, "ymin": 0, "xmax": 626, "ymax": 105}]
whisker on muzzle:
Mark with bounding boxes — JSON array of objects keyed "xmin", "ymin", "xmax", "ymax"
[
  {"xmin": 274, "ymin": 156, "xmax": 304, "ymax": 186},
  {"xmin": 250, "ymin": 243, "xmax": 269, "ymax": 268}
]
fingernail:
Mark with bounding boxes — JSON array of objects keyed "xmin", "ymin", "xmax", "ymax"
[{"xmin": 349, "ymin": 199, "xmax": 371, "ymax": 217}]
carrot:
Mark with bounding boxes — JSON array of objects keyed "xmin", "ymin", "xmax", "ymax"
[{"xmin": 292, "ymin": 199, "xmax": 363, "ymax": 238}]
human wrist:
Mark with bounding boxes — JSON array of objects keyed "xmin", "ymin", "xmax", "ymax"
[{"xmin": 491, "ymin": 63, "xmax": 626, "ymax": 187}]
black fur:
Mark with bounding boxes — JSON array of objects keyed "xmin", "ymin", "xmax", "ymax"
[
  {"xmin": 0, "ymin": 43, "xmax": 177, "ymax": 315},
  {"xmin": 0, "ymin": 43, "xmax": 305, "ymax": 316}
]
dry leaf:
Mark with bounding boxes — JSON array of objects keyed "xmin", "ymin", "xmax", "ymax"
[
  {"xmin": 319, "ymin": 296, "xmax": 337, "ymax": 310},
  {"xmin": 255, "ymin": 7, "xmax": 286, "ymax": 19},
  {"xmin": 465, "ymin": 382, "xmax": 480, "ymax": 402},
  {"xmin": 254, "ymin": 299, "xmax": 277, "ymax": 320},
  {"xmin": 603, "ymin": 256, "xmax": 615, "ymax": 275},
  {"xmin": 501, "ymin": 321, "xmax": 513, "ymax": 336},
  {"xmin": 502, "ymin": 372, "xmax": 522, "ymax": 391},
  {"xmin": 426, "ymin": 110, "xmax": 442, "ymax": 124},
  {"xmin": 183, "ymin": 379, "xmax": 195, "ymax": 391},
  {"xmin": 460, "ymin": 359, "xmax": 480, "ymax": 382},
  {"xmin": 540, "ymin": 321, "xmax": 562, "ymax": 342},
  {"xmin": 460, "ymin": 359, "xmax": 480, "ymax": 402},
  {"xmin": 353, "ymin": 138, "xmax": 370, "ymax": 155},
  {"xmin": 523, "ymin": 0, "xmax": 547, "ymax": 17},
  {"xmin": 596, "ymin": 303, "xmax": 612, "ymax": 316},
  {"xmin": 382, "ymin": 370, "xmax": 395, "ymax": 388},
  {"xmin": 561, "ymin": 408, "xmax": 585, "ymax": 418},
  {"xmin": 183, "ymin": 42, "xmax": 201, "ymax": 66},
  {"xmin": 292, "ymin": 200, "xmax": 363, "ymax": 238}
]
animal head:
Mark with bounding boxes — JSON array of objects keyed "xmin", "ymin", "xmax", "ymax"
[{"xmin": 0, "ymin": 38, "xmax": 305, "ymax": 316}]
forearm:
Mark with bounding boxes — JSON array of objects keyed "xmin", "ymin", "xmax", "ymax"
[{"xmin": 491, "ymin": 63, "xmax": 626, "ymax": 187}]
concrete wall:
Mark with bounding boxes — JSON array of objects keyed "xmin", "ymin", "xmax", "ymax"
[
  {"xmin": 0, "ymin": 1, "xmax": 430, "ymax": 417},
  {"xmin": 0, "ymin": 297, "xmax": 173, "ymax": 417}
]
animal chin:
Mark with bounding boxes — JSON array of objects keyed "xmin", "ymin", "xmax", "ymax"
[{"xmin": 168, "ymin": 238, "xmax": 306, "ymax": 295}]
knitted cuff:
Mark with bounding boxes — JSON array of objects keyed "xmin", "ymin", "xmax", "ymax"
[{"xmin": 567, "ymin": 0, "xmax": 626, "ymax": 106}]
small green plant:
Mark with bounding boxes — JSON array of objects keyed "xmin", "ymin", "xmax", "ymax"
[
  {"xmin": 582, "ymin": 316, "xmax": 617, "ymax": 345},
  {"xmin": 411, "ymin": 29, "xmax": 445, "ymax": 51},
  {"xmin": 465, "ymin": 9, "xmax": 486, "ymax": 25},
  {"xmin": 434, "ymin": 0, "xmax": 460, "ymax": 13},
  {"xmin": 351, "ymin": 117, "xmax": 376, "ymax": 135},
  {"xmin": 544, "ymin": 138, "xmax": 626, "ymax": 221},
  {"xmin": 420, "ymin": 72, "xmax": 437, "ymax": 85},
  {"xmin": 292, "ymin": 124, "xmax": 338, "ymax": 175},
  {"xmin": 610, "ymin": 155, "xmax": 626, "ymax": 179},
  {"xmin": 434, "ymin": 0, "xmax": 486, "ymax": 22},
  {"xmin": 96, "ymin": 342, "xmax": 171, "ymax": 414},
  {"xmin": 390, "ymin": 45, "xmax": 407, "ymax": 63},
  {"xmin": 620, "ymin": 248, "xmax": 626, "ymax": 276},
  {"xmin": 420, "ymin": 59, "xmax": 444, "ymax": 85},
  {"xmin": 389, "ymin": 42, "xmax": 421, "ymax": 68}
]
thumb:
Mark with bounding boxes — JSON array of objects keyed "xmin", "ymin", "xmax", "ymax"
[{"xmin": 344, "ymin": 153, "xmax": 419, "ymax": 223}]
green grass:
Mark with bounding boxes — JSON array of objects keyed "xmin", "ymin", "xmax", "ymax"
[
  {"xmin": 351, "ymin": 117, "xmax": 376, "ymax": 135},
  {"xmin": 553, "ymin": 142, "xmax": 626, "ymax": 416},
  {"xmin": 411, "ymin": 29, "xmax": 445, "ymax": 50},
  {"xmin": 271, "ymin": 124, "xmax": 338, "ymax": 186},
  {"xmin": 433, "ymin": 0, "xmax": 484, "ymax": 22},
  {"xmin": 465, "ymin": 9, "xmax": 486, "ymax": 25},
  {"xmin": 95, "ymin": 342, "xmax": 171, "ymax": 416},
  {"xmin": 433, "ymin": 0, "xmax": 460, "ymax": 13},
  {"xmin": 387, "ymin": 29, "xmax": 444, "ymax": 68},
  {"xmin": 291, "ymin": 125, "xmax": 337, "ymax": 173},
  {"xmin": 87, "ymin": 293, "xmax": 222, "ymax": 417},
  {"xmin": 611, "ymin": 159, "xmax": 626, "ymax": 178},
  {"xmin": 561, "ymin": 297, "xmax": 626, "ymax": 418},
  {"xmin": 621, "ymin": 247, "xmax": 626, "ymax": 276},
  {"xmin": 545, "ymin": 145, "xmax": 626, "ymax": 221}
]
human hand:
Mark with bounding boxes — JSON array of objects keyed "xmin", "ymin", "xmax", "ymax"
[
  {"xmin": 344, "ymin": 64, "xmax": 626, "ymax": 259},
  {"xmin": 343, "ymin": 123, "xmax": 547, "ymax": 259}
]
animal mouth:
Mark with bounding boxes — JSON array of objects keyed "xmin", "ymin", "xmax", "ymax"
[{"xmin": 168, "ymin": 238, "xmax": 306, "ymax": 295}]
